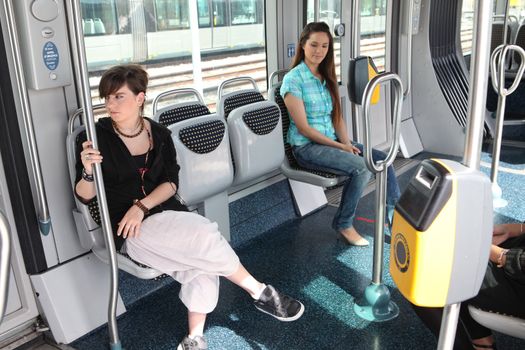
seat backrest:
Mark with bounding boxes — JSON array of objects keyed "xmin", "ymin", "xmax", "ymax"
[
  {"xmin": 93, "ymin": 18, "xmax": 106, "ymax": 34},
  {"xmin": 216, "ymin": 77, "xmax": 265, "ymax": 120},
  {"xmin": 169, "ymin": 114, "xmax": 233, "ymax": 205},
  {"xmin": 217, "ymin": 89, "xmax": 265, "ymax": 120},
  {"xmin": 226, "ymin": 101, "xmax": 284, "ymax": 185},
  {"xmin": 154, "ymin": 102, "xmax": 211, "ymax": 127}
]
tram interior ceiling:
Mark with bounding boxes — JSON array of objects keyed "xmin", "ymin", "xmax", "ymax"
[{"xmin": 0, "ymin": 0, "xmax": 525, "ymax": 349}]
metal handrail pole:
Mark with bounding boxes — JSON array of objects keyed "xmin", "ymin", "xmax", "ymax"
[
  {"xmin": 217, "ymin": 77, "xmax": 259, "ymax": 100},
  {"xmin": 403, "ymin": 0, "xmax": 414, "ymax": 97},
  {"xmin": 437, "ymin": 303, "xmax": 461, "ymax": 350},
  {"xmin": 361, "ymin": 72, "xmax": 403, "ymax": 283},
  {"xmin": 0, "ymin": 211, "xmax": 11, "ymax": 325},
  {"xmin": 438, "ymin": 0, "xmax": 494, "ymax": 349},
  {"xmin": 70, "ymin": 1, "xmax": 121, "ymax": 349},
  {"xmin": 3, "ymin": 0, "xmax": 51, "ymax": 235},
  {"xmin": 152, "ymin": 88, "xmax": 205, "ymax": 115},
  {"xmin": 350, "ymin": 0, "xmax": 362, "ymax": 141},
  {"xmin": 462, "ymin": 0, "xmax": 492, "ymax": 170}
]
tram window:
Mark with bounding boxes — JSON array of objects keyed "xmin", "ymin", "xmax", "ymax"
[
  {"xmin": 460, "ymin": 0, "xmax": 475, "ymax": 57},
  {"xmin": 198, "ymin": 0, "xmax": 211, "ymax": 27},
  {"xmin": 306, "ymin": 0, "xmax": 343, "ymax": 81},
  {"xmin": 212, "ymin": 0, "xmax": 228, "ymax": 26},
  {"xmin": 81, "ymin": 0, "xmax": 131, "ymax": 35},
  {"xmin": 360, "ymin": 0, "xmax": 386, "ymax": 71},
  {"xmin": 155, "ymin": 0, "xmax": 190, "ymax": 31},
  {"xmin": 231, "ymin": 0, "xmax": 261, "ymax": 25}
]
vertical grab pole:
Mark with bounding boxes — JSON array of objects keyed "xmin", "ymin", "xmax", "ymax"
[
  {"xmin": 437, "ymin": 1, "xmax": 493, "ymax": 349},
  {"xmin": 3, "ymin": 0, "xmax": 51, "ymax": 235},
  {"xmin": 488, "ymin": 44, "xmax": 525, "ymax": 208},
  {"xmin": 354, "ymin": 72, "xmax": 403, "ymax": 322},
  {"xmin": 70, "ymin": 1, "xmax": 121, "ymax": 349},
  {"xmin": 0, "ymin": 211, "xmax": 11, "ymax": 325}
]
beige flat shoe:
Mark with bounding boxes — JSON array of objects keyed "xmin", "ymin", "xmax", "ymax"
[{"xmin": 339, "ymin": 229, "xmax": 370, "ymax": 246}]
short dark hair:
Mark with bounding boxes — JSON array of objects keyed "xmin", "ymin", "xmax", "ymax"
[{"xmin": 98, "ymin": 64, "xmax": 149, "ymax": 100}]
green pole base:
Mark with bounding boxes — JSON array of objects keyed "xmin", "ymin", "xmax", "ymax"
[
  {"xmin": 353, "ymin": 283, "xmax": 399, "ymax": 322},
  {"xmin": 110, "ymin": 341, "xmax": 122, "ymax": 350}
]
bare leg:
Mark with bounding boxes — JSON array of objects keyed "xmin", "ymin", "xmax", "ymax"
[
  {"xmin": 340, "ymin": 226, "xmax": 369, "ymax": 246},
  {"xmin": 225, "ymin": 263, "xmax": 265, "ymax": 299},
  {"xmin": 188, "ymin": 311, "xmax": 206, "ymax": 337}
]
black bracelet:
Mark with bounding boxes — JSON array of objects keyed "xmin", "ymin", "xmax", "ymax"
[{"xmin": 82, "ymin": 168, "xmax": 94, "ymax": 182}]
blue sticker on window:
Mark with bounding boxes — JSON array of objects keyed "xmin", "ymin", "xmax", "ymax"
[{"xmin": 43, "ymin": 41, "xmax": 59, "ymax": 70}]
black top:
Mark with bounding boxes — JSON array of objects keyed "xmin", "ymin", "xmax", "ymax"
[{"xmin": 75, "ymin": 117, "xmax": 188, "ymax": 250}]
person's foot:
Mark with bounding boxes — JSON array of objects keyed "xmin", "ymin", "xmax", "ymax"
[
  {"xmin": 254, "ymin": 285, "xmax": 304, "ymax": 321},
  {"xmin": 471, "ymin": 343, "xmax": 497, "ymax": 350},
  {"xmin": 471, "ymin": 335, "xmax": 497, "ymax": 350},
  {"xmin": 339, "ymin": 227, "xmax": 369, "ymax": 246},
  {"xmin": 177, "ymin": 335, "xmax": 208, "ymax": 350}
]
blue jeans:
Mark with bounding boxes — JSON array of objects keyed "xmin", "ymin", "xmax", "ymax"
[{"xmin": 292, "ymin": 142, "xmax": 400, "ymax": 231}]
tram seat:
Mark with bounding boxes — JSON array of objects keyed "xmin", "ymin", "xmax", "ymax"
[
  {"xmin": 153, "ymin": 99, "xmax": 211, "ymax": 127},
  {"xmin": 268, "ymin": 78, "xmax": 346, "ymax": 188},
  {"xmin": 152, "ymin": 88, "xmax": 233, "ymax": 239},
  {"xmin": 468, "ymin": 306, "xmax": 525, "ymax": 340},
  {"xmin": 216, "ymin": 77, "xmax": 285, "ymax": 186},
  {"xmin": 66, "ymin": 113, "xmax": 163, "ymax": 280},
  {"xmin": 93, "ymin": 18, "xmax": 106, "ymax": 35},
  {"xmin": 167, "ymin": 115, "xmax": 233, "ymax": 205},
  {"xmin": 83, "ymin": 18, "xmax": 95, "ymax": 35}
]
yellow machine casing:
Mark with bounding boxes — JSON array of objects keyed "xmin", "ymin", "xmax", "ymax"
[{"xmin": 390, "ymin": 159, "xmax": 492, "ymax": 307}]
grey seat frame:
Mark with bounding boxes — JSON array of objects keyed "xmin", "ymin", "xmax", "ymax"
[{"xmin": 468, "ymin": 305, "xmax": 525, "ymax": 340}]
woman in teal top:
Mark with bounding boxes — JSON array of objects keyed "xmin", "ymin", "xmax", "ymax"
[{"xmin": 280, "ymin": 22, "xmax": 400, "ymax": 246}]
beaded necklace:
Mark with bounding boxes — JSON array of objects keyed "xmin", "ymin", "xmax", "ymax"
[{"xmin": 112, "ymin": 117, "xmax": 144, "ymax": 138}]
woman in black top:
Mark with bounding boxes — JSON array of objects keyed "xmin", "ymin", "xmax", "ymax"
[
  {"xmin": 75, "ymin": 64, "xmax": 304, "ymax": 350},
  {"xmin": 412, "ymin": 223, "xmax": 525, "ymax": 350}
]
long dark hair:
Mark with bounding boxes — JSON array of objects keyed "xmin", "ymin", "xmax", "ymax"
[{"xmin": 291, "ymin": 22, "xmax": 341, "ymax": 128}]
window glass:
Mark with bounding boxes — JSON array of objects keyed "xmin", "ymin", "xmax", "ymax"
[
  {"xmin": 84, "ymin": 0, "xmax": 267, "ymax": 115},
  {"xmin": 198, "ymin": 0, "xmax": 211, "ymax": 27},
  {"xmin": 460, "ymin": 0, "xmax": 474, "ymax": 57},
  {"xmin": 231, "ymin": 0, "xmax": 259, "ymax": 25},
  {"xmin": 306, "ymin": 0, "xmax": 342, "ymax": 81},
  {"xmin": 155, "ymin": 0, "xmax": 189, "ymax": 31},
  {"xmin": 81, "ymin": 0, "xmax": 130, "ymax": 35},
  {"xmin": 360, "ymin": 0, "xmax": 387, "ymax": 72},
  {"xmin": 212, "ymin": 0, "xmax": 228, "ymax": 26}
]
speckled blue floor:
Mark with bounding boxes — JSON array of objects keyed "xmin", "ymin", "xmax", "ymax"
[{"xmin": 72, "ymin": 150, "xmax": 525, "ymax": 350}]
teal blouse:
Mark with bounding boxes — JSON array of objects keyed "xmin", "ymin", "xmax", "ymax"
[{"xmin": 280, "ymin": 61, "xmax": 336, "ymax": 146}]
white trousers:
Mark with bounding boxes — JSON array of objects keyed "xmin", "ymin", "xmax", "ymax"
[{"xmin": 124, "ymin": 210, "xmax": 240, "ymax": 313}]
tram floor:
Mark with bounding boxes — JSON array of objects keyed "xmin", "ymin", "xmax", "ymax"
[{"xmin": 71, "ymin": 154, "xmax": 525, "ymax": 350}]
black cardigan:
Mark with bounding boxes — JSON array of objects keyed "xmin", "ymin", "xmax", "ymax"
[{"xmin": 75, "ymin": 117, "xmax": 188, "ymax": 250}]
